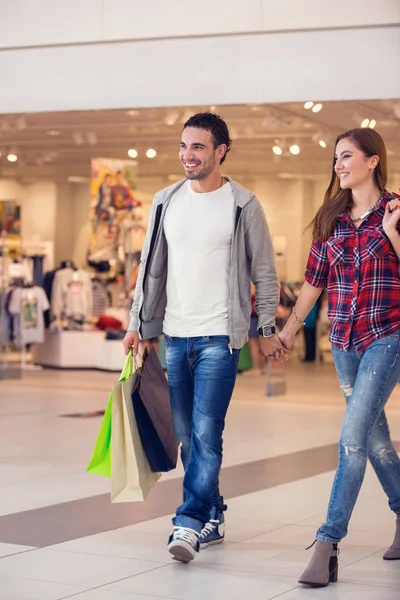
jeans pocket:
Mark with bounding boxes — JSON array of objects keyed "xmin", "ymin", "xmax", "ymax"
[{"xmin": 207, "ymin": 335, "xmax": 230, "ymax": 346}]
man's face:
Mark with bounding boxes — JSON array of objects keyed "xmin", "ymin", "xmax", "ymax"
[
  {"xmin": 115, "ymin": 173, "xmax": 123, "ymax": 185},
  {"xmin": 179, "ymin": 127, "xmax": 226, "ymax": 180},
  {"xmin": 104, "ymin": 175, "xmax": 112, "ymax": 186}
]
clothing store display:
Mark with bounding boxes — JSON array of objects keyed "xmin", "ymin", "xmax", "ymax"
[
  {"xmin": 96, "ymin": 315, "xmax": 123, "ymax": 331},
  {"xmin": 42, "ymin": 268, "xmax": 59, "ymax": 327},
  {"xmin": 31, "ymin": 255, "xmax": 45, "ymax": 287},
  {"xmin": 118, "ymin": 214, "xmax": 146, "ymax": 255},
  {"xmin": 92, "ymin": 278, "xmax": 111, "ymax": 317},
  {"xmin": 8, "ymin": 285, "xmax": 49, "ymax": 345},
  {"xmin": 163, "ymin": 180, "xmax": 235, "ymax": 337},
  {"xmin": 0, "ymin": 290, "xmax": 13, "ymax": 345},
  {"xmin": 51, "ymin": 268, "xmax": 93, "ymax": 321}
]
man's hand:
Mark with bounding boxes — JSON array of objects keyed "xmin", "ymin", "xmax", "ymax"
[
  {"xmin": 123, "ymin": 330, "xmax": 139, "ymax": 356},
  {"xmin": 259, "ymin": 335, "xmax": 288, "ymax": 361}
]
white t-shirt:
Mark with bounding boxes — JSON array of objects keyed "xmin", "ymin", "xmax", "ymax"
[
  {"xmin": 163, "ymin": 180, "xmax": 235, "ymax": 337},
  {"xmin": 8, "ymin": 286, "xmax": 50, "ymax": 345}
]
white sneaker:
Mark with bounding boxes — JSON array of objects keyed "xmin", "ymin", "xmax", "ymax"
[{"xmin": 168, "ymin": 527, "xmax": 200, "ymax": 563}]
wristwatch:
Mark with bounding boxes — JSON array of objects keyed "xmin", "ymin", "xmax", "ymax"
[{"xmin": 258, "ymin": 325, "xmax": 276, "ymax": 338}]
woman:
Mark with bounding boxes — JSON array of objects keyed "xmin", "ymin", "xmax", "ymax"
[{"xmin": 279, "ymin": 128, "xmax": 400, "ymax": 587}]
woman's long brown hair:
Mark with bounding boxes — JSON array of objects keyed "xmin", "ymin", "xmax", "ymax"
[{"xmin": 310, "ymin": 128, "xmax": 388, "ymax": 242}]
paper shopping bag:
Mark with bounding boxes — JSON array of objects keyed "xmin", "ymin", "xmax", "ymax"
[
  {"xmin": 86, "ymin": 390, "xmax": 113, "ymax": 477},
  {"xmin": 132, "ymin": 347, "xmax": 178, "ymax": 472},
  {"xmin": 87, "ymin": 352, "xmax": 136, "ymax": 478},
  {"xmin": 111, "ymin": 370, "xmax": 161, "ymax": 503}
]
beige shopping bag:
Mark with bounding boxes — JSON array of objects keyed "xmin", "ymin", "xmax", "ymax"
[{"xmin": 111, "ymin": 371, "xmax": 161, "ymax": 503}]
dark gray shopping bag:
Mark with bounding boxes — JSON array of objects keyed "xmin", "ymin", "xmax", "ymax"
[{"xmin": 132, "ymin": 347, "xmax": 178, "ymax": 472}]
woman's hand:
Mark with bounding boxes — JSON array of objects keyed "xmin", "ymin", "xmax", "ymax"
[{"xmin": 383, "ymin": 199, "xmax": 400, "ymax": 237}]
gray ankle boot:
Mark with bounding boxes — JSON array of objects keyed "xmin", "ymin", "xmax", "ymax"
[
  {"xmin": 383, "ymin": 514, "xmax": 400, "ymax": 560},
  {"xmin": 298, "ymin": 540, "xmax": 339, "ymax": 587}
]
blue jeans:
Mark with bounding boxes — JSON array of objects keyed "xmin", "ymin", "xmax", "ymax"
[
  {"xmin": 317, "ymin": 332, "xmax": 400, "ymax": 543},
  {"xmin": 164, "ymin": 335, "xmax": 240, "ymax": 533}
]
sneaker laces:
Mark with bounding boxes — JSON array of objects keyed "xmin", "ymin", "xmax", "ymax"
[
  {"xmin": 173, "ymin": 527, "xmax": 200, "ymax": 546},
  {"xmin": 200, "ymin": 519, "xmax": 219, "ymax": 539}
]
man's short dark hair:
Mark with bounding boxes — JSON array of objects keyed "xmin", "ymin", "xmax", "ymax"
[{"xmin": 183, "ymin": 112, "xmax": 232, "ymax": 164}]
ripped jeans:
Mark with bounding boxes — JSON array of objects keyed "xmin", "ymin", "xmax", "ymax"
[{"xmin": 317, "ymin": 332, "xmax": 400, "ymax": 543}]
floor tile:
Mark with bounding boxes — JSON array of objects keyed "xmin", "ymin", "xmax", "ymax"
[
  {"xmin": 198, "ymin": 539, "xmax": 366, "ymax": 580},
  {"xmin": 341, "ymin": 555, "xmax": 400, "ymax": 589},
  {"xmin": 0, "ymin": 548, "xmax": 166, "ymax": 587},
  {"xmin": 279, "ymin": 582, "xmax": 400, "ymax": 599},
  {"xmin": 106, "ymin": 563, "xmax": 297, "ymax": 600},
  {"xmin": 0, "ymin": 576, "xmax": 85, "ymax": 600},
  {"xmin": 241, "ymin": 523, "xmax": 389, "ymax": 556},
  {"xmin": 62, "ymin": 590, "xmax": 173, "ymax": 600},
  {"xmin": 0, "ymin": 542, "xmax": 35, "ymax": 558},
  {"xmin": 53, "ymin": 530, "xmax": 172, "ymax": 563},
  {"xmin": 127, "ymin": 513, "xmax": 285, "ymax": 544}
]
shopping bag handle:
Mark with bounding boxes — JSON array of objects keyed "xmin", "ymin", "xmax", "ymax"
[
  {"xmin": 119, "ymin": 349, "xmax": 145, "ymax": 381},
  {"xmin": 120, "ymin": 350, "xmax": 136, "ymax": 381}
]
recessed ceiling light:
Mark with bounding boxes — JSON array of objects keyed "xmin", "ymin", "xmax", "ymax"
[
  {"xmin": 146, "ymin": 148, "xmax": 157, "ymax": 159},
  {"xmin": 272, "ymin": 145, "xmax": 283, "ymax": 156},
  {"xmin": 304, "ymin": 101, "xmax": 314, "ymax": 110},
  {"xmin": 312, "ymin": 103, "xmax": 323, "ymax": 113},
  {"xmin": 369, "ymin": 119, "xmax": 377, "ymax": 129},
  {"xmin": 47, "ymin": 130, "xmax": 60, "ymax": 136},
  {"xmin": 7, "ymin": 153, "xmax": 18, "ymax": 162},
  {"xmin": 289, "ymin": 144, "xmax": 301, "ymax": 155},
  {"xmin": 361, "ymin": 118, "xmax": 370, "ymax": 128},
  {"xmin": 127, "ymin": 110, "xmax": 140, "ymax": 117},
  {"xmin": 319, "ymin": 140, "xmax": 327, "ymax": 148},
  {"xmin": 128, "ymin": 148, "xmax": 138, "ymax": 159},
  {"xmin": 68, "ymin": 176, "xmax": 89, "ymax": 183}
]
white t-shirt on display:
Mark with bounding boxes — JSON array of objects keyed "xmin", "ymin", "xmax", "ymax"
[
  {"xmin": 163, "ymin": 180, "xmax": 235, "ymax": 337},
  {"xmin": 8, "ymin": 286, "xmax": 50, "ymax": 345}
]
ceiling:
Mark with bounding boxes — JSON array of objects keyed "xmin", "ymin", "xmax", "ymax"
[{"xmin": 0, "ymin": 99, "xmax": 399, "ymax": 184}]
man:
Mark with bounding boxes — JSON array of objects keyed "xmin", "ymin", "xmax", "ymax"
[
  {"xmin": 123, "ymin": 112, "xmax": 284, "ymax": 563},
  {"xmin": 113, "ymin": 170, "xmax": 134, "ymax": 210}
]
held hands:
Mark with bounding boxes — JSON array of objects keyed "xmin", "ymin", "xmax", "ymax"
[
  {"xmin": 383, "ymin": 200, "xmax": 400, "ymax": 237},
  {"xmin": 278, "ymin": 330, "xmax": 296, "ymax": 354},
  {"xmin": 259, "ymin": 334, "xmax": 289, "ymax": 361}
]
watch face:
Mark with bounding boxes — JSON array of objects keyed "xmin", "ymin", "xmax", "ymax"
[{"xmin": 259, "ymin": 326, "xmax": 276, "ymax": 337}]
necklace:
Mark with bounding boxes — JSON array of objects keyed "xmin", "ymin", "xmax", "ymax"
[{"xmin": 348, "ymin": 194, "xmax": 383, "ymax": 223}]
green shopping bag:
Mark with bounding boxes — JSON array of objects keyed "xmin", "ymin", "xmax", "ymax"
[
  {"xmin": 238, "ymin": 341, "xmax": 252, "ymax": 372},
  {"xmin": 86, "ymin": 352, "xmax": 135, "ymax": 477}
]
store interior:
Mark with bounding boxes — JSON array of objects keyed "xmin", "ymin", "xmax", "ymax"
[{"xmin": 0, "ymin": 99, "xmax": 399, "ymax": 374}]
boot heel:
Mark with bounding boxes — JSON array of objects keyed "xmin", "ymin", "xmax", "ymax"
[{"xmin": 329, "ymin": 556, "xmax": 338, "ymax": 583}]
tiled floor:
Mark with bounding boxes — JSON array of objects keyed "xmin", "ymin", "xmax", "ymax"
[{"xmin": 1, "ymin": 360, "xmax": 400, "ymax": 598}]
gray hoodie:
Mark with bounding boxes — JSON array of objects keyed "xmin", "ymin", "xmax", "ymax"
[{"xmin": 129, "ymin": 177, "xmax": 279, "ymax": 349}]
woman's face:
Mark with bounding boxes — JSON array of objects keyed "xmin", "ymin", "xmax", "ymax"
[{"xmin": 334, "ymin": 138, "xmax": 378, "ymax": 190}]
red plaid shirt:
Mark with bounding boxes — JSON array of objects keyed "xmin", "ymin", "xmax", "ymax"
[{"xmin": 305, "ymin": 191, "xmax": 400, "ymax": 352}]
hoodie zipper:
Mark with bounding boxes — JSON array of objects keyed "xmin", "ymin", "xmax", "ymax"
[
  {"xmin": 228, "ymin": 206, "xmax": 243, "ymax": 353},
  {"xmin": 138, "ymin": 203, "xmax": 163, "ymax": 338}
]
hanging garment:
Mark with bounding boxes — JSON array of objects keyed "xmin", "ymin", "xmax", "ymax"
[
  {"xmin": 92, "ymin": 278, "xmax": 111, "ymax": 318},
  {"xmin": 51, "ymin": 268, "xmax": 93, "ymax": 321},
  {"xmin": 8, "ymin": 286, "xmax": 50, "ymax": 346}
]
